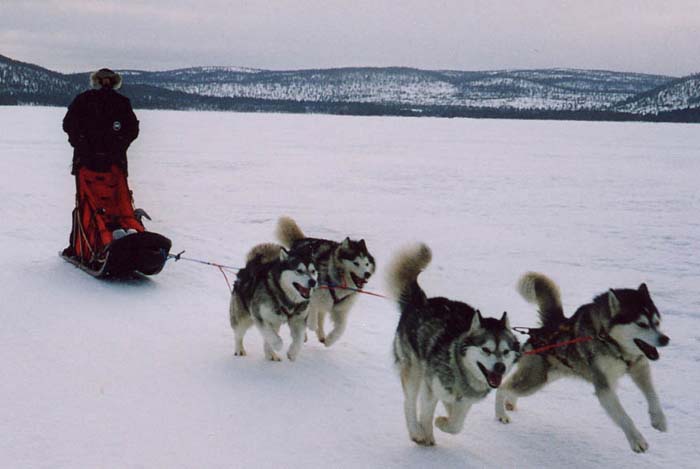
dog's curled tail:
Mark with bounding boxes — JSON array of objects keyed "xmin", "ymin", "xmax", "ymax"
[
  {"xmin": 386, "ymin": 243, "xmax": 432, "ymax": 308},
  {"xmin": 245, "ymin": 243, "xmax": 283, "ymax": 264},
  {"xmin": 276, "ymin": 216, "xmax": 305, "ymax": 247},
  {"xmin": 517, "ymin": 272, "xmax": 565, "ymax": 326}
]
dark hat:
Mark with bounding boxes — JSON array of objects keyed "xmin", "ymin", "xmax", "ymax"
[{"xmin": 90, "ymin": 68, "xmax": 122, "ymax": 90}]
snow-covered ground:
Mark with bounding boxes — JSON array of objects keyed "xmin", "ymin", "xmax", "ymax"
[{"xmin": 1, "ymin": 106, "xmax": 698, "ymax": 468}]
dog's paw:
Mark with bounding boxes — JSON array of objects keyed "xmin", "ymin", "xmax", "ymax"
[
  {"xmin": 496, "ymin": 412, "xmax": 511, "ymax": 424},
  {"xmin": 411, "ymin": 435, "xmax": 435, "ymax": 446},
  {"xmin": 287, "ymin": 349, "xmax": 300, "ymax": 362},
  {"xmin": 409, "ymin": 423, "xmax": 435, "ymax": 446},
  {"xmin": 435, "ymin": 416, "xmax": 460, "ymax": 434},
  {"xmin": 233, "ymin": 349, "xmax": 247, "ymax": 357},
  {"xmin": 628, "ymin": 432, "xmax": 649, "ymax": 453},
  {"xmin": 651, "ymin": 411, "xmax": 667, "ymax": 432},
  {"xmin": 266, "ymin": 352, "xmax": 282, "ymax": 362},
  {"xmin": 323, "ymin": 334, "xmax": 339, "ymax": 347}
]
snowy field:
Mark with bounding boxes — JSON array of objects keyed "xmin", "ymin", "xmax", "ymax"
[{"xmin": 1, "ymin": 106, "xmax": 699, "ymax": 468}]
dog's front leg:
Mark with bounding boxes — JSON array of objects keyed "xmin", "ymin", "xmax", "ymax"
[
  {"xmin": 322, "ymin": 311, "xmax": 348, "ymax": 347},
  {"xmin": 287, "ymin": 316, "xmax": 306, "ymax": 361},
  {"xmin": 436, "ymin": 400, "xmax": 471, "ymax": 434},
  {"xmin": 629, "ymin": 359, "xmax": 667, "ymax": 432},
  {"xmin": 593, "ymin": 371, "xmax": 648, "ymax": 452},
  {"xmin": 254, "ymin": 314, "xmax": 283, "ymax": 361},
  {"xmin": 323, "ymin": 300, "xmax": 355, "ymax": 347},
  {"xmin": 315, "ymin": 310, "xmax": 327, "ymax": 343},
  {"xmin": 306, "ymin": 306, "xmax": 319, "ymax": 331}
]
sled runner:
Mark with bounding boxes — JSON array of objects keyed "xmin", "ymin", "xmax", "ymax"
[{"xmin": 61, "ymin": 164, "xmax": 171, "ymax": 278}]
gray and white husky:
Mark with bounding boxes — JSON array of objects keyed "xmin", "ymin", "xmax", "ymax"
[
  {"xmin": 387, "ymin": 244, "xmax": 520, "ymax": 446},
  {"xmin": 275, "ymin": 216, "xmax": 376, "ymax": 347},
  {"xmin": 229, "ymin": 243, "xmax": 318, "ymax": 361},
  {"xmin": 495, "ymin": 272, "xmax": 670, "ymax": 453}
]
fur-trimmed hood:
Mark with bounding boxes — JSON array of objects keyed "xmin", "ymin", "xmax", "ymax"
[{"xmin": 90, "ymin": 68, "xmax": 122, "ymax": 90}]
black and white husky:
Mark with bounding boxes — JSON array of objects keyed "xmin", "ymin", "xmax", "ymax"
[
  {"xmin": 495, "ymin": 272, "xmax": 670, "ymax": 453},
  {"xmin": 387, "ymin": 244, "xmax": 520, "ymax": 446},
  {"xmin": 229, "ymin": 243, "xmax": 318, "ymax": 361},
  {"xmin": 275, "ymin": 217, "xmax": 376, "ymax": 347}
]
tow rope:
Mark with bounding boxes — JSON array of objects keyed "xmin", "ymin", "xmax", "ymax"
[
  {"xmin": 166, "ymin": 250, "xmax": 389, "ymax": 299},
  {"xmin": 167, "ymin": 251, "xmax": 240, "ymax": 292},
  {"xmin": 317, "ymin": 278, "xmax": 389, "ymax": 300},
  {"xmin": 513, "ymin": 326, "xmax": 593, "ymax": 356}
]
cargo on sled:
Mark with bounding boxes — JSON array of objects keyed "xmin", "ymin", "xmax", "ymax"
[{"xmin": 61, "ymin": 164, "xmax": 171, "ymax": 278}]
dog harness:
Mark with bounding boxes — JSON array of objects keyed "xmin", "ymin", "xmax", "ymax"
[
  {"xmin": 262, "ymin": 278, "xmax": 309, "ymax": 319},
  {"xmin": 322, "ymin": 269, "xmax": 354, "ymax": 305}
]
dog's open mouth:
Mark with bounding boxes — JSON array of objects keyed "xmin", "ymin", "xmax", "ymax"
[
  {"xmin": 478, "ymin": 362, "xmax": 503, "ymax": 388},
  {"xmin": 293, "ymin": 283, "xmax": 311, "ymax": 299},
  {"xmin": 350, "ymin": 272, "xmax": 367, "ymax": 289},
  {"xmin": 634, "ymin": 338, "xmax": 659, "ymax": 361}
]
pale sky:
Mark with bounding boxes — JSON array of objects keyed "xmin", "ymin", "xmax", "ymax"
[{"xmin": 1, "ymin": 0, "xmax": 699, "ymax": 77}]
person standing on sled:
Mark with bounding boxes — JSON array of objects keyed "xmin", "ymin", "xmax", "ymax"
[
  {"xmin": 62, "ymin": 68, "xmax": 140, "ymax": 257},
  {"xmin": 63, "ymin": 68, "xmax": 139, "ymax": 177}
]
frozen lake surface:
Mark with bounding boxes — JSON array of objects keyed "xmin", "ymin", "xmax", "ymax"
[{"xmin": 1, "ymin": 106, "xmax": 698, "ymax": 468}]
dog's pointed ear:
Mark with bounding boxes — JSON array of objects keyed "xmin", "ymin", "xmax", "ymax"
[
  {"xmin": 608, "ymin": 289, "xmax": 621, "ymax": 316},
  {"xmin": 638, "ymin": 283, "xmax": 650, "ymax": 298},
  {"xmin": 279, "ymin": 247, "xmax": 289, "ymax": 262},
  {"xmin": 470, "ymin": 310, "xmax": 483, "ymax": 331},
  {"xmin": 500, "ymin": 311, "xmax": 510, "ymax": 329},
  {"xmin": 341, "ymin": 237, "xmax": 351, "ymax": 249},
  {"xmin": 359, "ymin": 239, "xmax": 367, "ymax": 251}
]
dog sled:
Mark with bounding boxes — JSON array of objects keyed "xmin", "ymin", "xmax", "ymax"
[{"xmin": 61, "ymin": 164, "xmax": 171, "ymax": 278}]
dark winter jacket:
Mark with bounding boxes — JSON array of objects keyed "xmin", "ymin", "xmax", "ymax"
[{"xmin": 63, "ymin": 88, "xmax": 139, "ymax": 175}]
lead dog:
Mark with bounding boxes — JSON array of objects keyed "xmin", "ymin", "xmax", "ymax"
[
  {"xmin": 495, "ymin": 272, "xmax": 670, "ymax": 452},
  {"xmin": 388, "ymin": 243, "xmax": 519, "ymax": 446}
]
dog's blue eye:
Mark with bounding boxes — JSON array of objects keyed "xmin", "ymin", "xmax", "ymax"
[
  {"xmin": 503, "ymin": 350, "xmax": 510, "ymax": 356},
  {"xmin": 353, "ymin": 262, "xmax": 360, "ymax": 267},
  {"xmin": 482, "ymin": 347, "xmax": 492, "ymax": 354}
]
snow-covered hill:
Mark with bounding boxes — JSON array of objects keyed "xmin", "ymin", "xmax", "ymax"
[
  {"xmin": 123, "ymin": 66, "xmax": 671, "ymax": 111},
  {"xmin": 2, "ymin": 53, "xmax": 698, "ymax": 119},
  {"xmin": 0, "ymin": 54, "xmax": 83, "ymax": 105},
  {"xmin": 614, "ymin": 74, "xmax": 700, "ymax": 114},
  {"xmin": 2, "ymin": 107, "xmax": 699, "ymax": 468}
]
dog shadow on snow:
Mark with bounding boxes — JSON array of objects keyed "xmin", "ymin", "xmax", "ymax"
[{"xmin": 215, "ymin": 340, "xmax": 361, "ymax": 396}]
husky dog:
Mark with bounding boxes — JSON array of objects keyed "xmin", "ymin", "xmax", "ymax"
[
  {"xmin": 495, "ymin": 272, "xmax": 670, "ymax": 453},
  {"xmin": 275, "ymin": 216, "xmax": 376, "ymax": 347},
  {"xmin": 229, "ymin": 243, "xmax": 318, "ymax": 361},
  {"xmin": 387, "ymin": 244, "xmax": 520, "ymax": 446}
]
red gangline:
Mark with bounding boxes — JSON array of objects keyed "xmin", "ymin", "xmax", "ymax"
[{"xmin": 524, "ymin": 336, "xmax": 593, "ymax": 356}]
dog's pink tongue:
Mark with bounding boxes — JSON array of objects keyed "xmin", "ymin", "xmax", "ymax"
[{"xmin": 488, "ymin": 371, "xmax": 503, "ymax": 388}]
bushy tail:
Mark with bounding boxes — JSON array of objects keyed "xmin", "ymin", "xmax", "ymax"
[
  {"xmin": 275, "ymin": 216, "xmax": 305, "ymax": 247},
  {"xmin": 517, "ymin": 272, "xmax": 565, "ymax": 326},
  {"xmin": 245, "ymin": 243, "xmax": 282, "ymax": 264},
  {"xmin": 234, "ymin": 243, "xmax": 283, "ymax": 303},
  {"xmin": 386, "ymin": 243, "xmax": 432, "ymax": 308}
]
